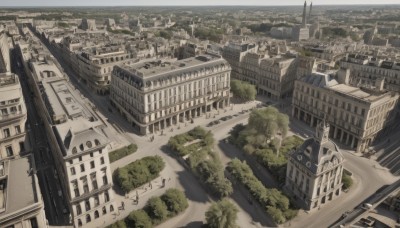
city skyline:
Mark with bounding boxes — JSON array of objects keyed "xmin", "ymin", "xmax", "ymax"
[{"xmin": 1, "ymin": 0, "xmax": 400, "ymax": 6}]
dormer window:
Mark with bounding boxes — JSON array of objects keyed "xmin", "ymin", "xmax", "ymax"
[
  {"xmin": 86, "ymin": 141, "xmax": 92, "ymax": 148},
  {"xmin": 95, "ymin": 139, "xmax": 100, "ymax": 146},
  {"xmin": 72, "ymin": 147, "xmax": 77, "ymax": 154},
  {"xmin": 80, "ymin": 144, "xmax": 84, "ymax": 151}
]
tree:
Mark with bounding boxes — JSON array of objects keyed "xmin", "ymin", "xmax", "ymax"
[
  {"xmin": 230, "ymin": 80, "xmax": 257, "ymax": 102},
  {"xmin": 161, "ymin": 188, "xmax": 189, "ymax": 215},
  {"xmin": 126, "ymin": 210, "xmax": 153, "ymax": 228},
  {"xmin": 267, "ymin": 206, "xmax": 286, "ymax": 224},
  {"xmin": 108, "ymin": 220, "xmax": 127, "ymax": 228},
  {"xmin": 145, "ymin": 197, "xmax": 169, "ymax": 224},
  {"xmin": 205, "ymin": 199, "xmax": 239, "ymax": 228},
  {"xmin": 248, "ymin": 107, "xmax": 289, "ymax": 140}
]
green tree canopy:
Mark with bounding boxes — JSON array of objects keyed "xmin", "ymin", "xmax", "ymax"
[
  {"xmin": 205, "ymin": 199, "xmax": 239, "ymax": 228},
  {"xmin": 230, "ymin": 80, "xmax": 257, "ymax": 102},
  {"xmin": 126, "ymin": 210, "xmax": 153, "ymax": 228},
  {"xmin": 161, "ymin": 188, "xmax": 189, "ymax": 216},
  {"xmin": 248, "ymin": 107, "xmax": 289, "ymax": 139},
  {"xmin": 145, "ymin": 197, "xmax": 169, "ymax": 224}
]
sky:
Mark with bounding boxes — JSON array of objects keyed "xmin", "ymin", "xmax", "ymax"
[{"xmin": 1, "ymin": 0, "xmax": 400, "ymax": 7}]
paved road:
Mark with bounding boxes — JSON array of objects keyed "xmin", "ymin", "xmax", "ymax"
[{"xmin": 11, "ymin": 47, "xmax": 70, "ymax": 226}]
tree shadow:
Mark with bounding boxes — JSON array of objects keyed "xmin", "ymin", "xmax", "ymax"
[
  {"xmin": 177, "ymin": 221, "xmax": 205, "ymax": 228},
  {"xmin": 230, "ymin": 182, "xmax": 276, "ymax": 227}
]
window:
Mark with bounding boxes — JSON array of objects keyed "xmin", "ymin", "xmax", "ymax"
[
  {"xmin": 86, "ymin": 214, "xmax": 91, "ymax": 223},
  {"xmin": 102, "ymin": 169, "xmax": 108, "ymax": 185},
  {"xmin": 15, "ymin": 126, "xmax": 21, "ymax": 134},
  {"xmin": 102, "ymin": 206, "xmax": 107, "ymax": 215},
  {"xmin": 80, "ymin": 164, "xmax": 85, "ymax": 172},
  {"xmin": 70, "ymin": 167, "xmax": 76, "ymax": 175},
  {"xmin": 3, "ymin": 128, "xmax": 10, "ymax": 138},
  {"xmin": 91, "ymin": 173, "xmax": 98, "ymax": 189},
  {"xmin": 90, "ymin": 152, "xmax": 93, "ymax": 157},
  {"xmin": 94, "ymin": 210, "xmax": 99, "ymax": 219},
  {"xmin": 82, "ymin": 177, "xmax": 89, "ymax": 193},
  {"xmin": 30, "ymin": 217, "xmax": 38, "ymax": 228},
  {"xmin": 76, "ymin": 204, "xmax": 82, "ymax": 215},
  {"xmin": 110, "ymin": 205, "xmax": 114, "ymax": 212},
  {"xmin": 90, "ymin": 161, "xmax": 95, "ymax": 169},
  {"xmin": 1, "ymin": 108, "xmax": 8, "ymax": 115},
  {"xmin": 19, "ymin": 142, "xmax": 24, "ymax": 152},
  {"xmin": 6, "ymin": 146, "xmax": 13, "ymax": 157},
  {"xmin": 85, "ymin": 201, "xmax": 91, "ymax": 211},
  {"xmin": 104, "ymin": 191, "xmax": 110, "ymax": 202},
  {"xmin": 72, "ymin": 180, "xmax": 79, "ymax": 197},
  {"xmin": 79, "ymin": 156, "xmax": 82, "ymax": 162},
  {"xmin": 10, "ymin": 106, "xmax": 17, "ymax": 113},
  {"xmin": 100, "ymin": 157, "xmax": 104, "ymax": 165},
  {"xmin": 94, "ymin": 195, "xmax": 100, "ymax": 207},
  {"xmin": 78, "ymin": 219, "xmax": 82, "ymax": 227}
]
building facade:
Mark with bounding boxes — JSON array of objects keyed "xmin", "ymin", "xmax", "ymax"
[
  {"xmin": 285, "ymin": 121, "xmax": 344, "ymax": 211},
  {"xmin": 110, "ymin": 54, "xmax": 231, "ymax": 135},
  {"xmin": 0, "ymin": 73, "xmax": 28, "ymax": 159},
  {"xmin": 340, "ymin": 53, "xmax": 400, "ymax": 93},
  {"xmin": 18, "ymin": 31, "xmax": 116, "ymax": 227},
  {"xmin": 292, "ymin": 72, "xmax": 399, "ymax": 152}
]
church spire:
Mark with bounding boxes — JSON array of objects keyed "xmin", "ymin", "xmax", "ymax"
[
  {"xmin": 302, "ymin": 1, "xmax": 307, "ymax": 27},
  {"xmin": 309, "ymin": 2, "xmax": 313, "ymax": 18}
]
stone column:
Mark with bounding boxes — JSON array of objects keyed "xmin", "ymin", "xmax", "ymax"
[{"xmin": 351, "ymin": 136, "xmax": 355, "ymax": 149}]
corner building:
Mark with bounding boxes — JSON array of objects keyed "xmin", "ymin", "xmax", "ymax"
[
  {"xmin": 292, "ymin": 72, "xmax": 399, "ymax": 152},
  {"xmin": 111, "ymin": 54, "xmax": 231, "ymax": 135},
  {"xmin": 285, "ymin": 121, "xmax": 344, "ymax": 211}
]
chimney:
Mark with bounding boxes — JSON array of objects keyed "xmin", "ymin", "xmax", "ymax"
[
  {"xmin": 337, "ymin": 68, "xmax": 350, "ymax": 85},
  {"xmin": 375, "ymin": 78, "xmax": 385, "ymax": 91}
]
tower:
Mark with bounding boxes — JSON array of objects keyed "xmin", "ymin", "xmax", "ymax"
[
  {"xmin": 309, "ymin": 2, "xmax": 313, "ymax": 18},
  {"xmin": 315, "ymin": 119, "xmax": 330, "ymax": 144},
  {"xmin": 302, "ymin": 1, "xmax": 307, "ymax": 27}
]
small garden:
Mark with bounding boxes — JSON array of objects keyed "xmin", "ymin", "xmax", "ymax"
[
  {"xmin": 168, "ymin": 126, "xmax": 233, "ymax": 198},
  {"xmin": 109, "ymin": 144, "xmax": 138, "ymax": 163},
  {"xmin": 227, "ymin": 159, "xmax": 298, "ymax": 224},
  {"xmin": 108, "ymin": 188, "xmax": 188, "ymax": 228},
  {"xmin": 228, "ymin": 107, "xmax": 304, "ymax": 185},
  {"xmin": 114, "ymin": 155, "xmax": 165, "ymax": 193}
]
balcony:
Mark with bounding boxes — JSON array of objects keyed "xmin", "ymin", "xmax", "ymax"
[{"xmin": 0, "ymin": 111, "xmax": 26, "ymax": 122}]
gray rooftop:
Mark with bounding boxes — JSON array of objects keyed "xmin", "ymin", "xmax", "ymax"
[
  {"xmin": 118, "ymin": 54, "xmax": 228, "ymax": 81},
  {"xmin": 2, "ymin": 156, "xmax": 40, "ymax": 216}
]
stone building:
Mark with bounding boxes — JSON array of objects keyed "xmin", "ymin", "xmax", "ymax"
[
  {"xmin": 110, "ymin": 54, "xmax": 231, "ymax": 135},
  {"xmin": 19, "ymin": 33, "xmax": 116, "ymax": 227},
  {"xmin": 0, "ymin": 73, "xmax": 28, "ymax": 159},
  {"xmin": 292, "ymin": 72, "xmax": 399, "ymax": 152},
  {"xmin": 292, "ymin": 1, "xmax": 309, "ymax": 41},
  {"xmin": 74, "ymin": 45, "xmax": 137, "ymax": 94},
  {"xmin": 285, "ymin": 121, "xmax": 344, "ymax": 211},
  {"xmin": 340, "ymin": 53, "xmax": 400, "ymax": 93},
  {"xmin": 222, "ymin": 41, "xmax": 257, "ymax": 80},
  {"xmin": 80, "ymin": 19, "xmax": 96, "ymax": 31}
]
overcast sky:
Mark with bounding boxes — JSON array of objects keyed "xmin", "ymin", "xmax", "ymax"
[{"xmin": 1, "ymin": 0, "xmax": 400, "ymax": 6}]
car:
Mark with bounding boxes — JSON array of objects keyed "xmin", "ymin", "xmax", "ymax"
[
  {"xmin": 233, "ymin": 114, "xmax": 239, "ymax": 117},
  {"xmin": 220, "ymin": 116, "xmax": 228, "ymax": 121},
  {"xmin": 206, "ymin": 122, "xmax": 214, "ymax": 127}
]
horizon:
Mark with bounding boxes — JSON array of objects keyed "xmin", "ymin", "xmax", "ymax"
[{"xmin": 1, "ymin": 0, "xmax": 400, "ymax": 7}]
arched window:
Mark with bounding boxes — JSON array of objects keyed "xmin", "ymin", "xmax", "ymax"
[
  {"xmin": 78, "ymin": 219, "xmax": 82, "ymax": 227},
  {"xmin": 110, "ymin": 205, "xmax": 114, "ymax": 212},
  {"xmin": 102, "ymin": 206, "xmax": 107, "ymax": 215},
  {"xmin": 95, "ymin": 139, "xmax": 100, "ymax": 146},
  {"xmin": 72, "ymin": 147, "xmax": 77, "ymax": 154},
  {"xmin": 104, "ymin": 191, "xmax": 110, "ymax": 202},
  {"xmin": 80, "ymin": 144, "xmax": 84, "ymax": 151},
  {"xmin": 94, "ymin": 210, "xmax": 99, "ymax": 219},
  {"xmin": 86, "ymin": 214, "xmax": 91, "ymax": 223}
]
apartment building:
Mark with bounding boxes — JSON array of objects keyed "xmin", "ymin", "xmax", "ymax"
[
  {"xmin": 292, "ymin": 72, "xmax": 399, "ymax": 152},
  {"xmin": 110, "ymin": 54, "xmax": 231, "ymax": 135},
  {"xmin": 19, "ymin": 33, "xmax": 115, "ymax": 227}
]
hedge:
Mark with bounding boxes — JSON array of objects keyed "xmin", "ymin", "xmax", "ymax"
[
  {"xmin": 109, "ymin": 144, "xmax": 138, "ymax": 163},
  {"xmin": 114, "ymin": 156, "xmax": 165, "ymax": 193}
]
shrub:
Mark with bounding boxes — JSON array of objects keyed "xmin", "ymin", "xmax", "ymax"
[
  {"xmin": 114, "ymin": 156, "xmax": 165, "ymax": 192},
  {"xmin": 109, "ymin": 144, "xmax": 138, "ymax": 163},
  {"xmin": 342, "ymin": 173, "xmax": 353, "ymax": 190},
  {"xmin": 161, "ymin": 188, "xmax": 189, "ymax": 215},
  {"xmin": 227, "ymin": 159, "xmax": 296, "ymax": 224},
  {"xmin": 126, "ymin": 210, "xmax": 152, "ymax": 228},
  {"xmin": 267, "ymin": 206, "xmax": 286, "ymax": 224},
  {"xmin": 206, "ymin": 199, "xmax": 238, "ymax": 228},
  {"xmin": 145, "ymin": 197, "xmax": 169, "ymax": 224}
]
